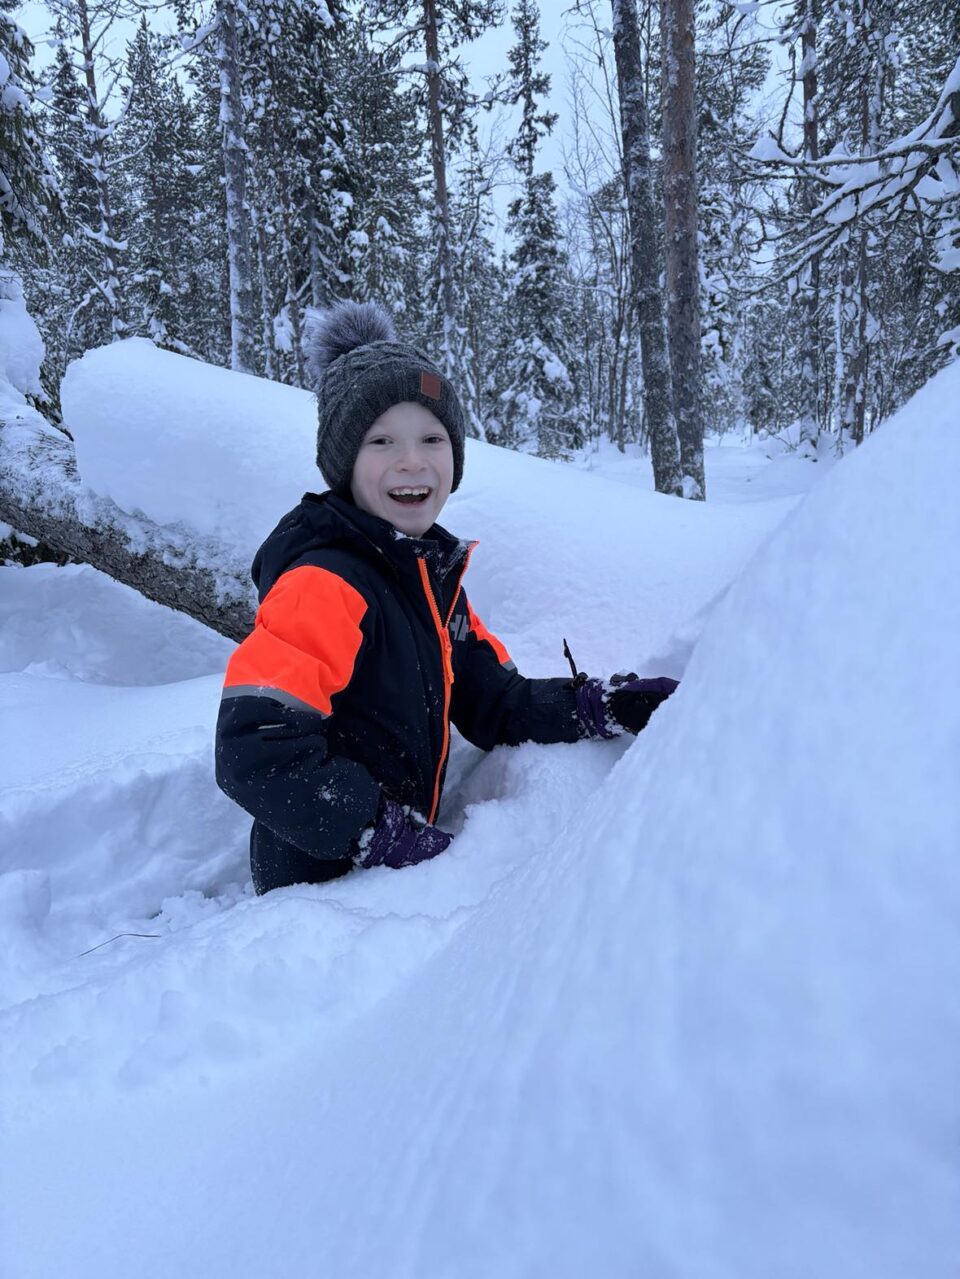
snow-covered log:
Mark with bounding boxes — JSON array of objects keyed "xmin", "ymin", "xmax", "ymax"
[
  {"xmin": 0, "ymin": 405, "xmax": 255, "ymax": 641},
  {"xmin": 0, "ymin": 336, "xmax": 326, "ymax": 640}
]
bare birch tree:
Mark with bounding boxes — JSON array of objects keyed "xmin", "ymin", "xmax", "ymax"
[{"xmin": 215, "ymin": 0, "xmax": 258, "ymax": 374}]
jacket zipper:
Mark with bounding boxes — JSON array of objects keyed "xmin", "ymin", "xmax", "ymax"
[{"xmin": 416, "ymin": 545, "xmax": 475, "ymax": 824}]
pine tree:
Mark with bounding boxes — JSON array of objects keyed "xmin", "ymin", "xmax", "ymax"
[
  {"xmin": 244, "ymin": 0, "xmax": 375, "ymax": 385},
  {"xmin": 178, "ymin": 31, "xmax": 231, "ymax": 369},
  {"xmin": 695, "ymin": 0, "xmax": 771, "ymax": 442},
  {"xmin": 500, "ymin": 0, "xmax": 576, "ymax": 456},
  {"xmin": 331, "ymin": 23, "xmax": 423, "ymax": 319},
  {"xmin": 747, "ymin": 0, "xmax": 957, "ymax": 446},
  {"xmin": 24, "ymin": 27, "xmax": 107, "ymax": 384},
  {"xmin": 0, "ymin": 1, "xmax": 59, "ymax": 261},
  {"xmin": 0, "ymin": 0, "xmax": 60, "ymax": 446},
  {"xmin": 448, "ymin": 114, "xmax": 502, "ymax": 439},
  {"xmin": 43, "ymin": 0, "xmax": 130, "ymax": 343},
  {"xmin": 115, "ymin": 17, "xmax": 202, "ymax": 354},
  {"xmin": 368, "ymin": 0, "xmax": 503, "ymax": 428}
]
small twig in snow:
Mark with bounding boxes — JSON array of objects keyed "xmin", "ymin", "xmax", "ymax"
[{"xmin": 77, "ymin": 931, "xmax": 162, "ymax": 957}]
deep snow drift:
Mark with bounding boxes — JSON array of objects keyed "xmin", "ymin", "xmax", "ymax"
[{"xmin": 1, "ymin": 346, "xmax": 957, "ymax": 1279}]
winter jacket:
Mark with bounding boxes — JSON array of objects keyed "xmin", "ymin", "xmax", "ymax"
[{"xmin": 215, "ymin": 492, "xmax": 583, "ymax": 892}]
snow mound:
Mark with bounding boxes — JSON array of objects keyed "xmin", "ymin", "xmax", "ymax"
[
  {"xmin": 4, "ymin": 352, "xmax": 956, "ymax": 1278},
  {"xmin": 307, "ymin": 357, "xmax": 960, "ymax": 1277},
  {"xmin": 61, "ymin": 337, "xmax": 318, "ymax": 546},
  {"xmin": 0, "ymin": 562, "xmax": 232, "ymax": 685}
]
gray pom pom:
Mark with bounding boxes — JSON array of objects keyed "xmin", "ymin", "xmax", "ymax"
[{"xmin": 305, "ymin": 300, "xmax": 397, "ymax": 389}]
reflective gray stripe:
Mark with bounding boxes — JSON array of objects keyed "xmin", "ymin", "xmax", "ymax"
[
  {"xmin": 503, "ymin": 660, "xmax": 517, "ymax": 672},
  {"xmin": 219, "ymin": 685, "xmax": 330, "ymax": 717}
]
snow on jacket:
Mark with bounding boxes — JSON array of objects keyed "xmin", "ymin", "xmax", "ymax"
[{"xmin": 215, "ymin": 491, "xmax": 582, "ymax": 886}]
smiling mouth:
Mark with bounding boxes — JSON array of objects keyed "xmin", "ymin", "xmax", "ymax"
[{"xmin": 388, "ymin": 486, "xmax": 431, "ymax": 505}]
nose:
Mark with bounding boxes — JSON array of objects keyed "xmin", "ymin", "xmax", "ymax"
[{"xmin": 395, "ymin": 441, "xmax": 427, "ymax": 471}]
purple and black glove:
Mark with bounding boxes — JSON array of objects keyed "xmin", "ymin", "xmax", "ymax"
[
  {"xmin": 354, "ymin": 794, "xmax": 453, "ymax": 870},
  {"xmin": 575, "ymin": 672, "xmax": 679, "ymax": 739}
]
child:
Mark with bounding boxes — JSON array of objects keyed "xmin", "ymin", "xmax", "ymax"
[{"xmin": 215, "ymin": 301, "xmax": 678, "ymax": 894}]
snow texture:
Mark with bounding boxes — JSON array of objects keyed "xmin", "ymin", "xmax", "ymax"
[{"xmin": 1, "ymin": 353, "xmax": 957, "ymax": 1279}]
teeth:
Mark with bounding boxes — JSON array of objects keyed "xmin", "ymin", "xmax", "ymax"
[{"xmin": 389, "ymin": 487, "xmax": 430, "ymax": 497}]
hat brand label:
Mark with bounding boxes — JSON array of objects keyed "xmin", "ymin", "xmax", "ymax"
[{"xmin": 420, "ymin": 370, "xmax": 442, "ymax": 400}]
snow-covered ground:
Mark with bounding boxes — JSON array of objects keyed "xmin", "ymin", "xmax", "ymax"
[{"xmin": 1, "ymin": 341, "xmax": 957, "ymax": 1279}]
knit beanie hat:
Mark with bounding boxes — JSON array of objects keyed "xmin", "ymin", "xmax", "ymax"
[{"xmin": 306, "ymin": 300, "xmax": 466, "ymax": 496}]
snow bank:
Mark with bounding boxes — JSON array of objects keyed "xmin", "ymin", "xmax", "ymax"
[
  {"xmin": 446, "ymin": 440, "xmax": 801, "ymax": 675},
  {"xmin": 0, "ymin": 562, "xmax": 232, "ymax": 684},
  {"xmin": 0, "ymin": 565, "xmax": 245, "ymax": 985},
  {"xmin": 331, "ymin": 355, "xmax": 959, "ymax": 1277},
  {"xmin": 4, "ymin": 347, "xmax": 956, "ymax": 1277},
  {"xmin": 61, "ymin": 338, "xmax": 317, "ymax": 546}
]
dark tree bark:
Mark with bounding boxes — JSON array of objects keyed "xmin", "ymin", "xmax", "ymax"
[
  {"xmin": 798, "ymin": 0, "xmax": 821, "ymax": 452},
  {"xmin": 660, "ymin": 0, "xmax": 705, "ymax": 499},
  {"xmin": 423, "ymin": 0, "xmax": 454, "ymax": 361},
  {"xmin": 611, "ymin": 0, "xmax": 682, "ymax": 495},
  {"xmin": 0, "ymin": 413, "xmax": 254, "ymax": 641}
]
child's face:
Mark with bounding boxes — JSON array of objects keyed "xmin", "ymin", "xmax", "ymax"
[{"xmin": 350, "ymin": 402, "xmax": 454, "ymax": 536}]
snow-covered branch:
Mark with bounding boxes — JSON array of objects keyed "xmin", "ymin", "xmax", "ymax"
[{"xmin": 747, "ymin": 54, "xmax": 960, "ymax": 267}]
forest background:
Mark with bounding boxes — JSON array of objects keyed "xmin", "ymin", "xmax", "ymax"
[{"xmin": 1, "ymin": 0, "xmax": 958, "ymax": 523}]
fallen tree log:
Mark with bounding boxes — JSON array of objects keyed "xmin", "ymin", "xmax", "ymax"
[{"xmin": 0, "ymin": 406, "xmax": 256, "ymax": 642}]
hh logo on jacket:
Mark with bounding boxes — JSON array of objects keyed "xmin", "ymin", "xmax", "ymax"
[{"xmin": 449, "ymin": 613, "xmax": 471, "ymax": 643}]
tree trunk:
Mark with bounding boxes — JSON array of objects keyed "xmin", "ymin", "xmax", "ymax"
[
  {"xmin": 612, "ymin": 0, "xmax": 682, "ymax": 494},
  {"xmin": 837, "ymin": 241, "xmax": 857, "ymax": 452},
  {"xmin": 278, "ymin": 179, "xmax": 306, "ymax": 388},
  {"xmin": 306, "ymin": 195, "xmax": 323, "ymax": 309},
  {"xmin": 851, "ymin": 227, "xmax": 869, "ymax": 445},
  {"xmin": 660, "ymin": 0, "xmax": 705, "ymax": 499},
  {"xmin": 798, "ymin": 0, "xmax": 821, "ymax": 453},
  {"xmin": 217, "ymin": 0, "xmax": 258, "ymax": 374},
  {"xmin": 422, "ymin": 0, "xmax": 455, "ymax": 363},
  {"xmin": 250, "ymin": 204, "xmax": 276, "ymax": 380},
  {"xmin": 0, "ymin": 412, "xmax": 254, "ymax": 641}
]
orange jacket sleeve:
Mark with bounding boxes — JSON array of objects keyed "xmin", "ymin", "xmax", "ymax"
[{"xmin": 222, "ymin": 564, "xmax": 368, "ymax": 716}]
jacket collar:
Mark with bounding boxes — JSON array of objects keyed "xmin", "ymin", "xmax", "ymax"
[
  {"xmin": 315, "ymin": 492, "xmax": 473, "ymax": 583},
  {"xmin": 252, "ymin": 490, "xmax": 475, "ymax": 601}
]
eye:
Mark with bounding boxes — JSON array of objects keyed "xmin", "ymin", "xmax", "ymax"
[
  {"xmin": 424, "ymin": 434, "xmax": 448, "ymax": 445},
  {"xmin": 366, "ymin": 435, "xmax": 391, "ymax": 446}
]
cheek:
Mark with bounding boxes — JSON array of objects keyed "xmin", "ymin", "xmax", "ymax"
[{"xmin": 351, "ymin": 454, "xmax": 381, "ymax": 501}]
